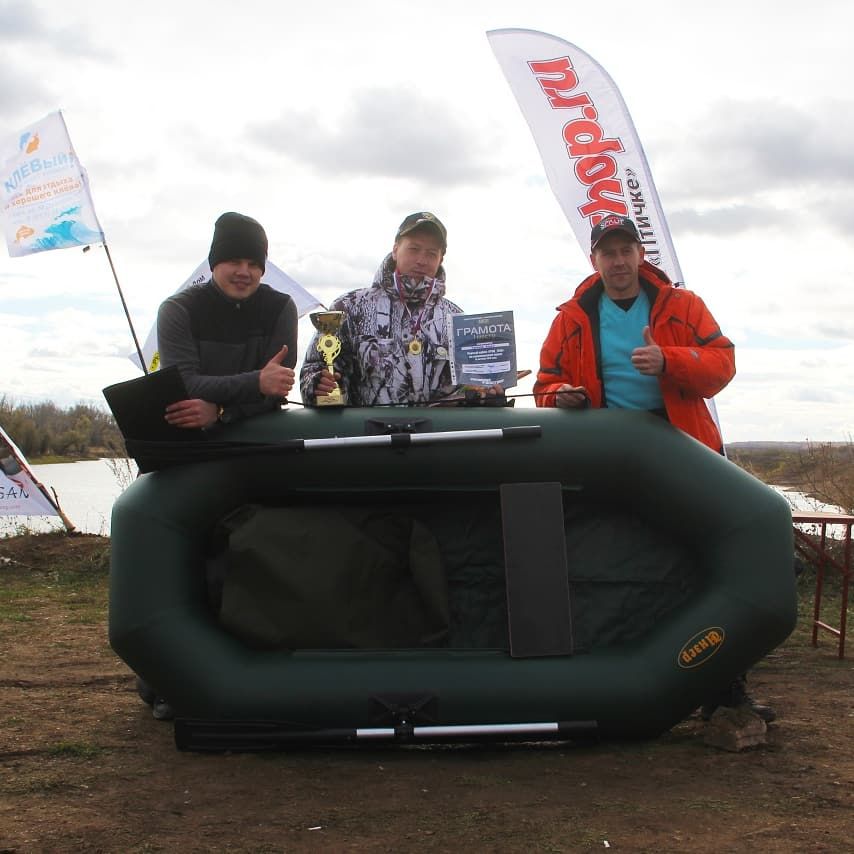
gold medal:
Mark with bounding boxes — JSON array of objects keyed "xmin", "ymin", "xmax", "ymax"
[{"xmin": 408, "ymin": 339, "xmax": 423, "ymax": 356}]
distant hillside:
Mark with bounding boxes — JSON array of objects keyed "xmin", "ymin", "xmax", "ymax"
[
  {"xmin": 726, "ymin": 441, "xmax": 811, "ymax": 452},
  {"xmin": 726, "ymin": 440, "xmax": 853, "ymax": 513}
]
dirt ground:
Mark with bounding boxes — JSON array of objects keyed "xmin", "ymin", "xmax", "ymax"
[{"xmin": 0, "ymin": 532, "xmax": 852, "ymax": 853}]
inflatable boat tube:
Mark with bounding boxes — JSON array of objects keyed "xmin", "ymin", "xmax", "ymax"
[{"xmin": 109, "ymin": 406, "xmax": 797, "ymax": 750}]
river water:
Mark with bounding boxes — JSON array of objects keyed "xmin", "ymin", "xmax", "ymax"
[
  {"xmin": 0, "ymin": 458, "xmax": 137, "ymax": 538},
  {"xmin": 0, "ymin": 459, "xmax": 846, "ymax": 538}
]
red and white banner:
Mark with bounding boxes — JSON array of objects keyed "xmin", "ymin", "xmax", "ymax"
[
  {"xmin": 1, "ymin": 111, "xmax": 105, "ymax": 257},
  {"xmin": 486, "ymin": 28, "xmax": 684, "ymax": 284},
  {"xmin": 0, "ymin": 425, "xmax": 66, "ymax": 519},
  {"xmin": 131, "ymin": 260, "xmax": 323, "ymax": 372},
  {"xmin": 488, "ymin": 29, "xmax": 728, "ymax": 438}
]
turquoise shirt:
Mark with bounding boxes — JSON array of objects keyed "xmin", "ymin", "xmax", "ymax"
[{"xmin": 599, "ymin": 290, "xmax": 664, "ymax": 410}]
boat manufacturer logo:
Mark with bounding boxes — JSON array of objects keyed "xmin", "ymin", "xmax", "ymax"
[{"xmin": 677, "ymin": 627, "xmax": 725, "ymax": 669}]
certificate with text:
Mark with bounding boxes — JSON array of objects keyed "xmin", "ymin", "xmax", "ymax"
[{"xmin": 448, "ymin": 310, "xmax": 517, "ymax": 388}]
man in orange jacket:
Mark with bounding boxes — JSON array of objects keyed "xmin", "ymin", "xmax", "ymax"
[
  {"xmin": 534, "ymin": 216, "xmax": 775, "ymax": 723},
  {"xmin": 534, "ymin": 215, "xmax": 733, "ymax": 453}
]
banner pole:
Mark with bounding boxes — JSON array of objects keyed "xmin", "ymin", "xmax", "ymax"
[
  {"xmin": 43, "ymin": 484, "xmax": 76, "ymax": 533},
  {"xmin": 99, "ymin": 243, "xmax": 148, "ymax": 374}
]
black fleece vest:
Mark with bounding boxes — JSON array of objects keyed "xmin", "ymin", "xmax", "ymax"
[{"xmin": 172, "ymin": 281, "xmax": 291, "ymax": 376}]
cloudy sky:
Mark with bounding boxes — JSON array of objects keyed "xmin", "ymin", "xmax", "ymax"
[{"xmin": 1, "ymin": 0, "xmax": 852, "ymax": 442}]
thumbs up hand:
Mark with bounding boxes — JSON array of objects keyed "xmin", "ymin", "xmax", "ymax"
[
  {"xmin": 631, "ymin": 326, "xmax": 665, "ymax": 376},
  {"xmin": 259, "ymin": 345, "xmax": 295, "ymax": 397}
]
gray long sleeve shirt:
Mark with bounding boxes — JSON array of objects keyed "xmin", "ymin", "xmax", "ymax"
[{"xmin": 157, "ymin": 280, "xmax": 298, "ymax": 423}]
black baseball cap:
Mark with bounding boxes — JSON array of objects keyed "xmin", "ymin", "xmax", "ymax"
[
  {"xmin": 590, "ymin": 215, "xmax": 640, "ymax": 250},
  {"xmin": 395, "ymin": 211, "xmax": 447, "ymax": 251}
]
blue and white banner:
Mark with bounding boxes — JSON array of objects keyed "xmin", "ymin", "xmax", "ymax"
[
  {"xmin": 487, "ymin": 28, "xmax": 683, "ymax": 284},
  {"xmin": 0, "ymin": 425, "xmax": 63, "ymax": 518},
  {"xmin": 1, "ymin": 110, "xmax": 105, "ymax": 257},
  {"xmin": 132, "ymin": 260, "xmax": 323, "ymax": 372}
]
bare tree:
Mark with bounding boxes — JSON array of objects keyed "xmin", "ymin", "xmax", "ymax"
[{"xmin": 796, "ymin": 437, "xmax": 854, "ymax": 515}]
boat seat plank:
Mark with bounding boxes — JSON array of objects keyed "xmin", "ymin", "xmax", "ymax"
[{"xmin": 500, "ymin": 482, "xmax": 573, "ymax": 657}]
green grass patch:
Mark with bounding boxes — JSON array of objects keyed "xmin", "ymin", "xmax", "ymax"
[
  {"xmin": 66, "ymin": 614, "xmax": 102, "ymax": 626},
  {"xmin": 0, "ymin": 570, "xmax": 108, "ymax": 628},
  {"xmin": 47, "ymin": 741, "xmax": 104, "ymax": 759},
  {"xmin": 10, "ymin": 777, "xmax": 73, "ymax": 795}
]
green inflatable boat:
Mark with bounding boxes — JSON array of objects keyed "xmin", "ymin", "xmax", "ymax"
[{"xmin": 108, "ymin": 406, "xmax": 797, "ymax": 751}]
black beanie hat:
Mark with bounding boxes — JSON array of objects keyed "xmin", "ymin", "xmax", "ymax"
[{"xmin": 208, "ymin": 212, "xmax": 268, "ymax": 272}]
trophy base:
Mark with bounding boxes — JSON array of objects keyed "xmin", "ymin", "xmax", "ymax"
[{"xmin": 316, "ymin": 387, "xmax": 344, "ymax": 407}]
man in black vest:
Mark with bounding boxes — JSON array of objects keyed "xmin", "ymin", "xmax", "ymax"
[
  {"xmin": 142, "ymin": 212, "xmax": 297, "ymax": 721},
  {"xmin": 156, "ymin": 211, "xmax": 298, "ymax": 429}
]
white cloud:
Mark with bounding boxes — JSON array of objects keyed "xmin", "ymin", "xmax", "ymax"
[{"xmin": 251, "ymin": 87, "xmax": 499, "ymax": 184}]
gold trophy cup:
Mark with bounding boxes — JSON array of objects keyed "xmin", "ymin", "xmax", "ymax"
[{"xmin": 310, "ymin": 310, "xmax": 345, "ymax": 406}]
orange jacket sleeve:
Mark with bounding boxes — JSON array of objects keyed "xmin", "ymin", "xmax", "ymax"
[
  {"xmin": 656, "ymin": 291, "xmax": 735, "ymax": 400},
  {"xmin": 534, "ymin": 310, "xmax": 581, "ymax": 408}
]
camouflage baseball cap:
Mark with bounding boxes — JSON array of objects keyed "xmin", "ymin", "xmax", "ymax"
[{"xmin": 395, "ymin": 211, "xmax": 447, "ymax": 250}]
